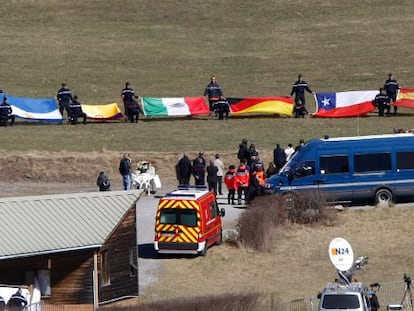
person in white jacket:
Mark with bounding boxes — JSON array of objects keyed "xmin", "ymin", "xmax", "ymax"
[
  {"xmin": 214, "ymin": 153, "xmax": 225, "ymax": 195},
  {"xmin": 285, "ymin": 143, "xmax": 295, "ymax": 162}
]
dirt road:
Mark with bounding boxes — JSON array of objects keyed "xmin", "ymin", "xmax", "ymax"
[{"xmin": 135, "ymin": 191, "xmax": 245, "ymax": 296}]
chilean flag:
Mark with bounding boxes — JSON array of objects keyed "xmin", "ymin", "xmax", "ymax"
[{"xmin": 313, "ymin": 90, "xmax": 378, "ymax": 118}]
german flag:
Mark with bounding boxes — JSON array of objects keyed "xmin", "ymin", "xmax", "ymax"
[
  {"xmin": 394, "ymin": 88, "xmax": 414, "ymax": 109},
  {"xmin": 227, "ymin": 97, "xmax": 293, "ymax": 116}
]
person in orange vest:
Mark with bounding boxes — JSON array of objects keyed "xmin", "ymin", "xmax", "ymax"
[
  {"xmin": 224, "ymin": 165, "xmax": 237, "ymax": 205},
  {"xmin": 235, "ymin": 161, "xmax": 250, "ymax": 205},
  {"xmin": 248, "ymin": 166, "xmax": 265, "ymax": 203}
]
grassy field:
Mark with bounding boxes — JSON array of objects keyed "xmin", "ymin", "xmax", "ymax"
[{"xmin": 2, "ymin": 0, "xmax": 414, "ymax": 307}]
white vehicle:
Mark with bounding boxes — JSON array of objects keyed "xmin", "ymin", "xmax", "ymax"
[
  {"xmin": 318, "ymin": 282, "xmax": 371, "ymax": 311},
  {"xmin": 131, "ymin": 161, "xmax": 162, "ymax": 194},
  {"xmin": 318, "ymin": 238, "xmax": 371, "ymax": 311}
]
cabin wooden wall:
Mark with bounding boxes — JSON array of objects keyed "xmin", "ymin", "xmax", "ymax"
[{"xmin": 98, "ymin": 204, "xmax": 138, "ymax": 303}]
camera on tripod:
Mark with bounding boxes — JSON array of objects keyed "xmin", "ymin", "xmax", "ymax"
[{"xmin": 404, "ymin": 273, "xmax": 411, "ymax": 288}]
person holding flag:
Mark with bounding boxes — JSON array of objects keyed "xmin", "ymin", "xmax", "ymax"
[
  {"xmin": 203, "ymin": 75, "xmax": 224, "ymax": 114},
  {"xmin": 384, "ymin": 73, "xmax": 400, "ymax": 115},
  {"xmin": 289, "ymin": 74, "xmax": 315, "ymax": 115}
]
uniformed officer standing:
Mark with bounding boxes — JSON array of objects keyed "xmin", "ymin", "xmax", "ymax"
[
  {"xmin": 384, "ymin": 73, "xmax": 400, "ymax": 115},
  {"xmin": 203, "ymin": 76, "xmax": 223, "ymax": 114},
  {"xmin": 290, "ymin": 74, "xmax": 315, "ymax": 113},
  {"xmin": 121, "ymin": 82, "xmax": 138, "ymax": 121},
  {"xmin": 56, "ymin": 83, "xmax": 74, "ymax": 118},
  {"xmin": 373, "ymin": 88, "xmax": 391, "ymax": 117}
]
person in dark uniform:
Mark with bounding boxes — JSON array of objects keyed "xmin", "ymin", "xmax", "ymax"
[
  {"xmin": 69, "ymin": 95, "xmax": 87, "ymax": 124},
  {"xmin": 206, "ymin": 160, "xmax": 218, "ymax": 195},
  {"xmin": 290, "ymin": 74, "xmax": 315, "ymax": 112},
  {"xmin": 273, "ymin": 144, "xmax": 286, "ymax": 171},
  {"xmin": 0, "ymin": 294, "xmax": 5, "ymax": 311},
  {"xmin": 213, "ymin": 97, "xmax": 230, "ymax": 120},
  {"xmin": 373, "ymin": 88, "xmax": 391, "ymax": 117},
  {"xmin": 121, "ymin": 82, "xmax": 138, "ymax": 121},
  {"xmin": 56, "ymin": 83, "xmax": 74, "ymax": 118},
  {"xmin": 122, "ymin": 82, "xmax": 143, "ymax": 123},
  {"xmin": 192, "ymin": 152, "xmax": 206, "ymax": 186},
  {"xmin": 0, "ymin": 97, "xmax": 15, "ymax": 126},
  {"xmin": 237, "ymin": 139, "xmax": 249, "ymax": 162},
  {"xmin": 7, "ymin": 288, "xmax": 27, "ymax": 311},
  {"xmin": 176, "ymin": 154, "xmax": 192, "ymax": 186},
  {"xmin": 294, "ymin": 98, "xmax": 308, "ymax": 118},
  {"xmin": 203, "ymin": 76, "xmax": 224, "ymax": 114},
  {"xmin": 97, "ymin": 171, "xmax": 111, "ymax": 191},
  {"xmin": 384, "ymin": 73, "xmax": 400, "ymax": 115}
]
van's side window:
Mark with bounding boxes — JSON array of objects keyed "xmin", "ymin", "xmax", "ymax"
[
  {"xmin": 354, "ymin": 152, "xmax": 391, "ymax": 172},
  {"xmin": 210, "ymin": 201, "xmax": 217, "ymax": 219},
  {"xmin": 320, "ymin": 155, "xmax": 349, "ymax": 174},
  {"xmin": 295, "ymin": 161, "xmax": 315, "ymax": 177},
  {"xmin": 397, "ymin": 151, "xmax": 414, "ymax": 170}
]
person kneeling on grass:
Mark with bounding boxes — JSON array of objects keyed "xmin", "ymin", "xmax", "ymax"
[
  {"xmin": 0, "ymin": 97, "xmax": 15, "ymax": 126},
  {"xmin": 127, "ymin": 100, "xmax": 143, "ymax": 123},
  {"xmin": 69, "ymin": 95, "xmax": 87, "ymax": 124}
]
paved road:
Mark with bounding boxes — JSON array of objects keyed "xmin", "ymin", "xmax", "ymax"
[{"xmin": 135, "ymin": 191, "xmax": 245, "ymax": 295}]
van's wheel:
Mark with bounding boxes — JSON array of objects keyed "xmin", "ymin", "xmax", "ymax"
[
  {"xmin": 200, "ymin": 245, "xmax": 207, "ymax": 256},
  {"xmin": 216, "ymin": 231, "xmax": 223, "ymax": 245},
  {"xmin": 375, "ymin": 188, "xmax": 393, "ymax": 205}
]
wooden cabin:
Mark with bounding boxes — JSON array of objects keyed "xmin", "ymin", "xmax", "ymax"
[{"xmin": 0, "ymin": 190, "xmax": 143, "ymax": 311}]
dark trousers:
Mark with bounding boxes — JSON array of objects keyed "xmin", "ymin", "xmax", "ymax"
[
  {"xmin": 378, "ymin": 104, "xmax": 387, "ymax": 117},
  {"xmin": 178, "ymin": 176, "xmax": 191, "ymax": 186},
  {"xmin": 0, "ymin": 115, "xmax": 15, "ymax": 126},
  {"xmin": 208, "ymin": 181, "xmax": 217, "ymax": 195},
  {"xmin": 227, "ymin": 189, "xmax": 236, "ymax": 204},
  {"xmin": 194, "ymin": 173, "xmax": 205, "ymax": 186},
  {"xmin": 59, "ymin": 102, "xmax": 71, "ymax": 117},
  {"xmin": 70, "ymin": 113, "xmax": 87, "ymax": 124},
  {"xmin": 237, "ymin": 186, "xmax": 248, "ymax": 204},
  {"xmin": 217, "ymin": 176, "xmax": 223, "ymax": 194}
]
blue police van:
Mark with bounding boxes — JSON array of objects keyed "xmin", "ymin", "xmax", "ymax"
[{"xmin": 264, "ymin": 134, "xmax": 414, "ymax": 204}]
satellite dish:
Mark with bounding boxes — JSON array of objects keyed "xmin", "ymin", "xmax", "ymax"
[{"xmin": 328, "ymin": 237, "xmax": 354, "ymax": 271}]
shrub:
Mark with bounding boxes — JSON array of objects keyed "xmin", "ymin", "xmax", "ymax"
[
  {"xmin": 238, "ymin": 191, "xmax": 337, "ymax": 251},
  {"xmin": 238, "ymin": 195, "xmax": 286, "ymax": 251},
  {"xmin": 284, "ymin": 191, "xmax": 336, "ymax": 225}
]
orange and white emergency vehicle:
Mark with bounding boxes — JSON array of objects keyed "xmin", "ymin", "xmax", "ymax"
[{"xmin": 154, "ymin": 188, "xmax": 225, "ymax": 256}]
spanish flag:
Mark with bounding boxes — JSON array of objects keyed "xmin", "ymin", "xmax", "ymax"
[
  {"xmin": 394, "ymin": 88, "xmax": 414, "ymax": 109},
  {"xmin": 227, "ymin": 97, "xmax": 293, "ymax": 116}
]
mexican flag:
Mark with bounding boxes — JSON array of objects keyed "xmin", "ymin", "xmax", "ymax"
[{"xmin": 141, "ymin": 97, "xmax": 209, "ymax": 117}]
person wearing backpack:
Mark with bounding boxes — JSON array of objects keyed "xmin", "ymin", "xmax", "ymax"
[
  {"xmin": 97, "ymin": 171, "xmax": 111, "ymax": 191},
  {"xmin": 119, "ymin": 153, "xmax": 132, "ymax": 190}
]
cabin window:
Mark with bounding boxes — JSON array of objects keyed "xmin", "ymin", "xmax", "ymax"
[
  {"xmin": 320, "ymin": 155, "xmax": 349, "ymax": 174},
  {"xmin": 100, "ymin": 250, "xmax": 110, "ymax": 286},
  {"xmin": 354, "ymin": 153, "xmax": 391, "ymax": 172},
  {"xmin": 160, "ymin": 209, "xmax": 197, "ymax": 227},
  {"xmin": 129, "ymin": 245, "xmax": 138, "ymax": 278},
  {"xmin": 397, "ymin": 151, "xmax": 414, "ymax": 169}
]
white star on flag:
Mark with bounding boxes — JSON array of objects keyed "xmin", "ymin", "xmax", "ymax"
[{"xmin": 322, "ymin": 97, "xmax": 331, "ymax": 107}]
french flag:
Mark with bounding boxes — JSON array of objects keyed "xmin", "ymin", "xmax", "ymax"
[{"xmin": 313, "ymin": 90, "xmax": 378, "ymax": 118}]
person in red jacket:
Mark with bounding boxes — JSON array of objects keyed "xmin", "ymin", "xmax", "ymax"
[
  {"xmin": 235, "ymin": 161, "xmax": 250, "ymax": 205},
  {"xmin": 224, "ymin": 165, "xmax": 237, "ymax": 205}
]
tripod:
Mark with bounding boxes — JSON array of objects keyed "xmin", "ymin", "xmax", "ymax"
[{"xmin": 401, "ymin": 274, "xmax": 413, "ymax": 311}]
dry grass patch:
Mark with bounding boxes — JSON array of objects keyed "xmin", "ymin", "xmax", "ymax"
[{"xmin": 143, "ymin": 206, "xmax": 414, "ymax": 303}]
